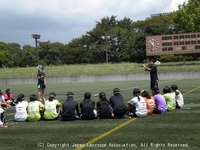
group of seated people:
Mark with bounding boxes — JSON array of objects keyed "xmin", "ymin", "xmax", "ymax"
[{"xmin": 0, "ymin": 84, "xmax": 184, "ymax": 126}]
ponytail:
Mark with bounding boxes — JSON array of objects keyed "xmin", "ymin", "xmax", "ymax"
[{"xmin": 137, "ymin": 95, "xmax": 141, "ymax": 102}]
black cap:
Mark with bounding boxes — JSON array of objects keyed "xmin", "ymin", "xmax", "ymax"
[
  {"xmin": 6, "ymin": 89, "xmax": 11, "ymax": 93},
  {"xmin": 49, "ymin": 94, "xmax": 55, "ymax": 98},
  {"xmin": 113, "ymin": 88, "xmax": 120, "ymax": 94},
  {"xmin": 67, "ymin": 92, "xmax": 74, "ymax": 97}
]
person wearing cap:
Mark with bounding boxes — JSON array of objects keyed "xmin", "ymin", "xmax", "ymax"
[
  {"xmin": 43, "ymin": 92, "xmax": 62, "ymax": 120},
  {"xmin": 4, "ymin": 89, "xmax": 15, "ymax": 106},
  {"xmin": 127, "ymin": 88, "xmax": 147, "ymax": 118},
  {"xmin": 152, "ymin": 88, "xmax": 167, "ymax": 114},
  {"xmin": 80, "ymin": 92, "xmax": 96, "ymax": 120},
  {"xmin": 27, "ymin": 94, "xmax": 44, "ymax": 121},
  {"xmin": 109, "ymin": 88, "xmax": 127, "ymax": 118},
  {"xmin": 143, "ymin": 58, "xmax": 159, "ymax": 91},
  {"xmin": 37, "ymin": 65, "xmax": 46, "ymax": 101},
  {"xmin": 0, "ymin": 90, "xmax": 11, "ymax": 109},
  {"xmin": 14, "ymin": 94, "xmax": 28, "ymax": 122},
  {"xmin": 61, "ymin": 92, "xmax": 80, "ymax": 121}
]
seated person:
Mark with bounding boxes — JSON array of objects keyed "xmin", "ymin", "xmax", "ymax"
[
  {"xmin": 152, "ymin": 88, "xmax": 167, "ymax": 114},
  {"xmin": 109, "ymin": 88, "xmax": 127, "ymax": 118},
  {"xmin": 61, "ymin": 92, "xmax": 80, "ymax": 121},
  {"xmin": 43, "ymin": 92, "xmax": 62, "ymax": 120},
  {"xmin": 27, "ymin": 94, "xmax": 44, "ymax": 122},
  {"xmin": 127, "ymin": 88, "xmax": 147, "ymax": 118},
  {"xmin": 141, "ymin": 90, "xmax": 155, "ymax": 115},
  {"xmin": 0, "ymin": 90, "xmax": 11, "ymax": 109},
  {"xmin": 163, "ymin": 86, "xmax": 176, "ymax": 111},
  {"xmin": 171, "ymin": 84, "xmax": 184, "ymax": 108},
  {"xmin": 4, "ymin": 89, "xmax": 15, "ymax": 106},
  {"xmin": 0, "ymin": 102, "xmax": 8, "ymax": 128},
  {"xmin": 97, "ymin": 92, "xmax": 114, "ymax": 119},
  {"xmin": 80, "ymin": 92, "xmax": 96, "ymax": 120},
  {"xmin": 14, "ymin": 94, "xmax": 28, "ymax": 122}
]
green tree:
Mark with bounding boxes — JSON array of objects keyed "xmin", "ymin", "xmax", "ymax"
[
  {"xmin": 173, "ymin": 0, "xmax": 200, "ymax": 33},
  {"xmin": 39, "ymin": 41, "xmax": 65, "ymax": 65},
  {"xmin": 0, "ymin": 42, "xmax": 14, "ymax": 67}
]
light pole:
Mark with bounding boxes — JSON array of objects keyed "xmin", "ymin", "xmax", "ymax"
[
  {"xmin": 102, "ymin": 34, "xmax": 110, "ymax": 63},
  {"xmin": 31, "ymin": 33, "xmax": 41, "ymax": 64}
]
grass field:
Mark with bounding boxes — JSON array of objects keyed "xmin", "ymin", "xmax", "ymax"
[{"xmin": 1, "ymin": 79, "xmax": 200, "ymax": 150}]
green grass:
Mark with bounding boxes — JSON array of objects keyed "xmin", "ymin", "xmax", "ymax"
[
  {"xmin": 1, "ymin": 79, "xmax": 200, "ymax": 150},
  {"xmin": 1, "ymin": 61, "xmax": 200, "ymax": 78}
]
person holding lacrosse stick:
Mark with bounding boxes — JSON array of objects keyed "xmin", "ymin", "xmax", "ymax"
[{"xmin": 143, "ymin": 58, "xmax": 159, "ymax": 91}]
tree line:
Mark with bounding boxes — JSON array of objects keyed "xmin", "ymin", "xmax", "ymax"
[{"xmin": 1, "ymin": 0, "xmax": 200, "ymax": 67}]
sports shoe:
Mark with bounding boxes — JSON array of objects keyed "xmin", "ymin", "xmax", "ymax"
[{"xmin": 124, "ymin": 115, "xmax": 132, "ymax": 119}]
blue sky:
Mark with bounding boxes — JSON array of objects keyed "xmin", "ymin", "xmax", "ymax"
[{"xmin": 0, "ymin": 0, "xmax": 188, "ymax": 47}]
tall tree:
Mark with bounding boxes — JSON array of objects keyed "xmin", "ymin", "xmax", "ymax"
[{"xmin": 173, "ymin": 0, "xmax": 200, "ymax": 33}]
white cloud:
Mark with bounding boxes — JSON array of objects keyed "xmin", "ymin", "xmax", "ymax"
[{"xmin": 0, "ymin": 0, "xmax": 188, "ymax": 47}]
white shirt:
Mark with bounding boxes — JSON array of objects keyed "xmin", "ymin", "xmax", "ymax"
[
  {"xmin": 0, "ymin": 108, "xmax": 4, "ymax": 126},
  {"xmin": 129, "ymin": 96, "xmax": 147, "ymax": 117},
  {"xmin": 172, "ymin": 90, "xmax": 184, "ymax": 108},
  {"xmin": 14, "ymin": 101, "xmax": 28, "ymax": 121},
  {"xmin": 0, "ymin": 95, "xmax": 5, "ymax": 103}
]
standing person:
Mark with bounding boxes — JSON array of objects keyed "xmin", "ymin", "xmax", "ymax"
[
  {"xmin": 109, "ymin": 88, "xmax": 127, "ymax": 118},
  {"xmin": 97, "ymin": 92, "xmax": 114, "ymax": 119},
  {"xmin": 43, "ymin": 92, "xmax": 62, "ymax": 120},
  {"xmin": 152, "ymin": 88, "xmax": 167, "ymax": 114},
  {"xmin": 141, "ymin": 90, "xmax": 155, "ymax": 115},
  {"xmin": 143, "ymin": 58, "xmax": 159, "ymax": 91},
  {"xmin": 14, "ymin": 94, "xmax": 28, "ymax": 122},
  {"xmin": 27, "ymin": 94, "xmax": 44, "ymax": 122},
  {"xmin": 0, "ymin": 90, "xmax": 11, "ymax": 109},
  {"xmin": 127, "ymin": 88, "xmax": 147, "ymax": 118},
  {"xmin": 61, "ymin": 92, "xmax": 80, "ymax": 121},
  {"xmin": 171, "ymin": 84, "xmax": 184, "ymax": 108},
  {"xmin": 4, "ymin": 89, "xmax": 15, "ymax": 106},
  {"xmin": 163, "ymin": 86, "xmax": 176, "ymax": 111},
  {"xmin": 80, "ymin": 92, "xmax": 96, "ymax": 120},
  {"xmin": 37, "ymin": 65, "xmax": 46, "ymax": 101}
]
